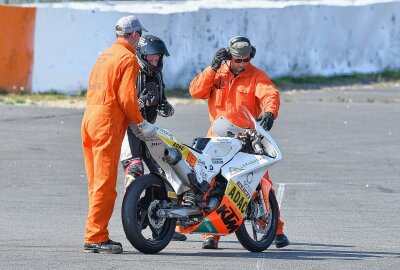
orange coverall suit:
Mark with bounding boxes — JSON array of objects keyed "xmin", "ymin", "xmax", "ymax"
[
  {"xmin": 189, "ymin": 63, "xmax": 284, "ymax": 240},
  {"xmin": 82, "ymin": 39, "xmax": 144, "ymax": 244}
]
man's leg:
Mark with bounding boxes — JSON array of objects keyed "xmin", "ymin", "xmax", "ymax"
[{"xmin": 83, "ymin": 134, "xmax": 122, "ymax": 253}]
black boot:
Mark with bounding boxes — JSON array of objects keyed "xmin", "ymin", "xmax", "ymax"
[
  {"xmin": 275, "ymin": 234, "xmax": 290, "ymax": 248},
  {"xmin": 83, "ymin": 239, "xmax": 123, "ymax": 254},
  {"xmin": 172, "ymin": 232, "xmax": 187, "ymax": 241},
  {"xmin": 202, "ymin": 237, "xmax": 218, "ymax": 249}
]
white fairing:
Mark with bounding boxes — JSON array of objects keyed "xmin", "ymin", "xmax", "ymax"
[
  {"xmin": 211, "ymin": 116, "xmax": 244, "ymax": 137},
  {"xmin": 146, "ymin": 129, "xmax": 243, "ymax": 195},
  {"xmin": 146, "ymin": 107, "xmax": 282, "ymax": 197},
  {"xmin": 252, "ymin": 119, "xmax": 282, "ymax": 162}
]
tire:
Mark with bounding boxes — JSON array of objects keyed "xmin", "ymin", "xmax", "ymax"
[
  {"xmin": 122, "ymin": 174, "xmax": 176, "ymax": 254},
  {"xmin": 235, "ymin": 190, "xmax": 278, "ymax": 252}
]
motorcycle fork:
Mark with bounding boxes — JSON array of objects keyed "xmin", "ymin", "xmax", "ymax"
[{"xmin": 251, "ymin": 178, "xmax": 273, "ymax": 215}]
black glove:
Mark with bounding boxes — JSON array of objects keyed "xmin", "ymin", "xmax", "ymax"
[
  {"xmin": 139, "ymin": 81, "xmax": 160, "ymax": 108},
  {"xmin": 211, "ymin": 48, "xmax": 229, "ymax": 71},
  {"xmin": 256, "ymin": 112, "xmax": 275, "ymax": 131},
  {"xmin": 157, "ymin": 100, "xmax": 174, "ymax": 117}
]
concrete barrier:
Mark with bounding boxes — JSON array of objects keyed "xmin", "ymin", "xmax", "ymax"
[
  {"xmin": 1, "ymin": 1, "xmax": 399, "ymax": 93},
  {"xmin": 0, "ymin": 5, "xmax": 35, "ymax": 93}
]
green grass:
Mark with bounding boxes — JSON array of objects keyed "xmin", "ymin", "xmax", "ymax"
[
  {"xmin": 165, "ymin": 69, "xmax": 400, "ymax": 97},
  {"xmin": 0, "ymin": 91, "xmax": 83, "ymax": 105},
  {"xmin": 0, "ymin": 69, "xmax": 399, "ymax": 103},
  {"xmin": 272, "ymin": 69, "xmax": 400, "ymax": 90},
  {"xmin": 166, "ymin": 87, "xmax": 191, "ymax": 98},
  {"xmin": 0, "ymin": 88, "xmax": 8, "ymax": 95}
]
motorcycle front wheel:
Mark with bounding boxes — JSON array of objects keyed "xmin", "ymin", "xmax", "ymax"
[
  {"xmin": 122, "ymin": 174, "xmax": 176, "ymax": 254},
  {"xmin": 235, "ymin": 189, "xmax": 278, "ymax": 252}
]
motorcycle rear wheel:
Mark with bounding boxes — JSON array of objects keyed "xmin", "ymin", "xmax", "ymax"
[
  {"xmin": 122, "ymin": 174, "xmax": 176, "ymax": 254},
  {"xmin": 235, "ymin": 190, "xmax": 278, "ymax": 252}
]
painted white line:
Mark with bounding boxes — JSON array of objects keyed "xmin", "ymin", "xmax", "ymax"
[
  {"xmin": 276, "ymin": 183, "xmax": 285, "ymax": 208},
  {"xmin": 280, "ymin": 182, "xmax": 320, "ymax": 185}
]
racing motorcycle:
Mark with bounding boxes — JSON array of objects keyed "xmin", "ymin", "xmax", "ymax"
[{"xmin": 121, "ymin": 106, "xmax": 282, "ymax": 253}]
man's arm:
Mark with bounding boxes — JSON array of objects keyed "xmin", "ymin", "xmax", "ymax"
[
  {"xmin": 255, "ymin": 72, "xmax": 280, "ymax": 119},
  {"xmin": 117, "ymin": 56, "xmax": 144, "ymax": 125},
  {"xmin": 189, "ymin": 66, "xmax": 216, "ymax": 99}
]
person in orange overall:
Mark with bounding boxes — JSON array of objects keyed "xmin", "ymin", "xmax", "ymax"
[
  {"xmin": 81, "ymin": 15, "xmax": 157, "ymax": 254},
  {"xmin": 189, "ymin": 36, "xmax": 289, "ymax": 250}
]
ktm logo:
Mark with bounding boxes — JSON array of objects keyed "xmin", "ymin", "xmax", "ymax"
[{"xmin": 216, "ymin": 205, "xmax": 240, "ymax": 233}]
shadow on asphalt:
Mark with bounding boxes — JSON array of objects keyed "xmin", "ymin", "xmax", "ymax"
[{"xmin": 120, "ymin": 242, "xmax": 400, "ymax": 261}]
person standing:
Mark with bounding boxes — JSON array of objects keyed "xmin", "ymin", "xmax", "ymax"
[
  {"xmin": 119, "ymin": 34, "xmax": 186, "ymax": 241},
  {"xmin": 81, "ymin": 15, "xmax": 156, "ymax": 254},
  {"xmin": 189, "ymin": 36, "xmax": 289, "ymax": 249}
]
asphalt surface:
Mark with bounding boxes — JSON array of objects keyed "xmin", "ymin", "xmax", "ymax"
[{"xmin": 0, "ymin": 85, "xmax": 399, "ymax": 269}]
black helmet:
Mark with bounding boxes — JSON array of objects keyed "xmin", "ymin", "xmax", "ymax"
[{"xmin": 137, "ymin": 34, "xmax": 170, "ymax": 77}]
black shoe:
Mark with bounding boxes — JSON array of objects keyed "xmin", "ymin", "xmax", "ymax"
[
  {"xmin": 83, "ymin": 239, "xmax": 123, "ymax": 254},
  {"xmin": 275, "ymin": 234, "xmax": 289, "ymax": 248},
  {"xmin": 172, "ymin": 232, "xmax": 187, "ymax": 241},
  {"xmin": 202, "ymin": 237, "xmax": 218, "ymax": 249},
  {"xmin": 107, "ymin": 239, "xmax": 122, "ymax": 247}
]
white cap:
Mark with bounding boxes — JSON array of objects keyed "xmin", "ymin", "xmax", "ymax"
[{"xmin": 116, "ymin": 15, "xmax": 148, "ymax": 35}]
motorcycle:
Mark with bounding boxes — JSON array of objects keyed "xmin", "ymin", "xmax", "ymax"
[{"xmin": 121, "ymin": 106, "xmax": 282, "ymax": 253}]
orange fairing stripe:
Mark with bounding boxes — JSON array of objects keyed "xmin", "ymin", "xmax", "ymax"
[
  {"xmin": 260, "ymin": 177, "xmax": 272, "ymax": 214},
  {"xmin": 177, "ymin": 196, "xmax": 243, "ymax": 235},
  {"xmin": 205, "ymin": 196, "xmax": 243, "ymax": 234},
  {"xmin": 0, "ymin": 6, "xmax": 36, "ymax": 93}
]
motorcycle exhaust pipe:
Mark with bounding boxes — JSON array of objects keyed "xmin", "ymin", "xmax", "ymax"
[
  {"xmin": 163, "ymin": 147, "xmax": 195, "ymax": 188},
  {"xmin": 163, "ymin": 147, "xmax": 182, "ymax": 165}
]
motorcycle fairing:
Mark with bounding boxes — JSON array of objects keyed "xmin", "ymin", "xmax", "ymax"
[
  {"xmin": 221, "ymin": 152, "xmax": 272, "ymax": 199},
  {"xmin": 178, "ymin": 195, "xmax": 243, "ymax": 235},
  {"xmin": 147, "ymin": 128, "xmax": 242, "ymax": 195},
  {"xmin": 178, "ymin": 152, "xmax": 277, "ymax": 235}
]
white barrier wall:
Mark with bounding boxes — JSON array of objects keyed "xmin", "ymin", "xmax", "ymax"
[{"xmin": 32, "ymin": 1, "xmax": 400, "ymax": 93}]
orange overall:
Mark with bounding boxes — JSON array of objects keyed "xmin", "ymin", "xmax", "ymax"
[
  {"xmin": 82, "ymin": 39, "xmax": 143, "ymax": 244},
  {"xmin": 189, "ymin": 63, "xmax": 284, "ymax": 240}
]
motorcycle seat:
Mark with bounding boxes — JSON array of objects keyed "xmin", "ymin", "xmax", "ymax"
[{"xmin": 191, "ymin": 137, "xmax": 211, "ymax": 152}]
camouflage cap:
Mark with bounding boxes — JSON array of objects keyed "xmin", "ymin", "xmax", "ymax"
[{"xmin": 229, "ymin": 41, "xmax": 252, "ymax": 58}]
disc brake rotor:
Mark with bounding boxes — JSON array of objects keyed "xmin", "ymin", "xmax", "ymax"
[
  {"xmin": 250, "ymin": 202, "xmax": 271, "ymax": 234},
  {"xmin": 251, "ymin": 216, "xmax": 270, "ymax": 234},
  {"xmin": 148, "ymin": 200, "xmax": 166, "ymax": 229}
]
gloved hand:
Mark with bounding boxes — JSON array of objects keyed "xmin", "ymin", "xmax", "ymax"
[
  {"xmin": 139, "ymin": 81, "xmax": 160, "ymax": 108},
  {"xmin": 256, "ymin": 112, "xmax": 275, "ymax": 131},
  {"xmin": 157, "ymin": 100, "xmax": 174, "ymax": 117},
  {"xmin": 131, "ymin": 120, "xmax": 157, "ymax": 140},
  {"xmin": 211, "ymin": 48, "xmax": 229, "ymax": 71}
]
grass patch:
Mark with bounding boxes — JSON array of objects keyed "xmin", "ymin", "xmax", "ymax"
[
  {"xmin": 0, "ymin": 88, "xmax": 8, "ymax": 95},
  {"xmin": 165, "ymin": 69, "xmax": 400, "ymax": 96},
  {"xmin": 0, "ymin": 91, "xmax": 84, "ymax": 105},
  {"xmin": 166, "ymin": 87, "xmax": 191, "ymax": 98},
  {"xmin": 273, "ymin": 69, "xmax": 400, "ymax": 90},
  {"xmin": 15, "ymin": 98, "xmax": 26, "ymax": 104},
  {"xmin": 1, "ymin": 69, "xmax": 399, "ymax": 104},
  {"xmin": 36, "ymin": 90, "xmax": 68, "ymax": 100}
]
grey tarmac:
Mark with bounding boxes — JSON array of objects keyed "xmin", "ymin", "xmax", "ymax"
[{"xmin": 0, "ymin": 85, "xmax": 399, "ymax": 269}]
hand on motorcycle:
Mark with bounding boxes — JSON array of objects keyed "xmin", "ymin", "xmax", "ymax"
[
  {"xmin": 131, "ymin": 120, "xmax": 157, "ymax": 140},
  {"xmin": 256, "ymin": 112, "xmax": 274, "ymax": 131},
  {"xmin": 211, "ymin": 48, "xmax": 230, "ymax": 71},
  {"xmin": 157, "ymin": 100, "xmax": 174, "ymax": 117}
]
